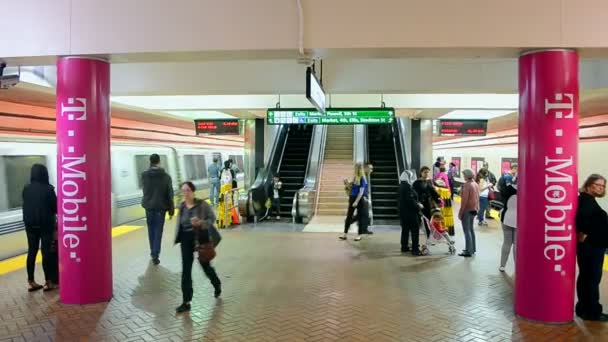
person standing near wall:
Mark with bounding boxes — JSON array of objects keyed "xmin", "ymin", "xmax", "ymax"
[{"xmin": 22, "ymin": 164, "xmax": 58, "ymax": 291}]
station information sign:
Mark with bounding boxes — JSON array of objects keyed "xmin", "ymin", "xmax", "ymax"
[
  {"xmin": 306, "ymin": 67, "xmax": 326, "ymax": 115},
  {"xmin": 194, "ymin": 119, "xmax": 240, "ymax": 135},
  {"xmin": 438, "ymin": 119, "xmax": 488, "ymax": 136},
  {"xmin": 267, "ymin": 108, "xmax": 395, "ymax": 125}
]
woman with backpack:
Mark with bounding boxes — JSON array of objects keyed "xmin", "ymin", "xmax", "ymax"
[
  {"xmin": 22, "ymin": 164, "xmax": 58, "ymax": 292},
  {"xmin": 475, "ymin": 168, "xmax": 492, "ymax": 226},
  {"xmin": 175, "ymin": 181, "xmax": 222, "ymax": 313}
]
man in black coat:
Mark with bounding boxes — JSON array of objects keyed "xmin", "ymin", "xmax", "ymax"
[
  {"xmin": 141, "ymin": 154, "xmax": 175, "ymax": 265},
  {"xmin": 399, "ymin": 171, "xmax": 423, "ymax": 255}
]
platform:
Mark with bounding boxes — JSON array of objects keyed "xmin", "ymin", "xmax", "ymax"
[{"xmin": 1, "ymin": 216, "xmax": 608, "ymax": 341}]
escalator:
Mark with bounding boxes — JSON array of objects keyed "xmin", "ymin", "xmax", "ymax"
[
  {"xmin": 278, "ymin": 125, "xmax": 314, "ymax": 217},
  {"xmin": 367, "ymin": 125, "xmax": 400, "ymax": 221}
]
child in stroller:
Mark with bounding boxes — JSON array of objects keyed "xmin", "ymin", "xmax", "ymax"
[{"xmin": 419, "ymin": 209, "xmax": 456, "ymax": 255}]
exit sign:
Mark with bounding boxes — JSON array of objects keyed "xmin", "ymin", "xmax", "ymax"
[{"xmin": 267, "ymin": 108, "xmax": 395, "ymax": 125}]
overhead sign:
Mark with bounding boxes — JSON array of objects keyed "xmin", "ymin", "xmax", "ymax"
[
  {"xmin": 194, "ymin": 119, "xmax": 240, "ymax": 135},
  {"xmin": 306, "ymin": 67, "xmax": 326, "ymax": 115},
  {"xmin": 438, "ymin": 119, "xmax": 488, "ymax": 136},
  {"xmin": 267, "ymin": 108, "xmax": 395, "ymax": 125}
]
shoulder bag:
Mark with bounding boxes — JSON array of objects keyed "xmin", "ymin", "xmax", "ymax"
[{"xmin": 194, "ymin": 203, "xmax": 218, "ymax": 263}]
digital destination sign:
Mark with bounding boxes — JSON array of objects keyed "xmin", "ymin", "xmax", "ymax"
[
  {"xmin": 438, "ymin": 119, "xmax": 488, "ymax": 136},
  {"xmin": 267, "ymin": 108, "xmax": 395, "ymax": 125},
  {"xmin": 194, "ymin": 119, "xmax": 240, "ymax": 135}
]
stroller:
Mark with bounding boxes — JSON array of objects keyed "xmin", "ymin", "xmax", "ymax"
[{"xmin": 418, "ymin": 209, "xmax": 456, "ymax": 255}]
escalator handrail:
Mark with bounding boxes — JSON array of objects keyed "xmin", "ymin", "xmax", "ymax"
[
  {"xmin": 293, "ymin": 125, "xmax": 327, "ymax": 222},
  {"xmin": 363, "ymin": 125, "xmax": 374, "ymax": 226},
  {"xmin": 393, "ymin": 118, "xmax": 410, "ymax": 172},
  {"xmin": 391, "ymin": 121, "xmax": 404, "ymax": 181},
  {"xmin": 276, "ymin": 126, "xmax": 291, "ymax": 175},
  {"xmin": 243, "ymin": 124, "xmax": 288, "ymax": 219},
  {"xmin": 313, "ymin": 125, "xmax": 329, "ymax": 216}
]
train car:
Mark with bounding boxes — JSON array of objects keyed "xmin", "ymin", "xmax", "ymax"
[
  {"xmin": 0, "ymin": 136, "xmax": 245, "ymax": 260},
  {"xmin": 433, "ymin": 135, "xmax": 608, "ymax": 208}
]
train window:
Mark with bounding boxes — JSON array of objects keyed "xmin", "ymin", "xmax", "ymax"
[
  {"xmin": 135, "ymin": 154, "xmax": 168, "ymax": 189},
  {"xmin": 3, "ymin": 156, "xmax": 47, "ymax": 210},
  {"xmin": 183, "ymin": 155, "xmax": 208, "ymax": 181},
  {"xmin": 236, "ymin": 155, "xmax": 244, "ymax": 171},
  {"xmin": 228, "ymin": 154, "xmax": 244, "ymax": 172}
]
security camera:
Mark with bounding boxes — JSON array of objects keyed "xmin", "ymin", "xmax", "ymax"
[{"xmin": 0, "ymin": 62, "xmax": 19, "ymax": 89}]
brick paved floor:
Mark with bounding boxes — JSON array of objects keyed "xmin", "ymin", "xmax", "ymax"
[{"xmin": 1, "ymin": 217, "xmax": 608, "ymax": 341}]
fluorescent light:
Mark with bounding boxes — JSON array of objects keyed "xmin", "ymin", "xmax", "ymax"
[
  {"xmin": 439, "ymin": 110, "xmax": 515, "ymax": 120},
  {"xmin": 19, "ymin": 71, "xmax": 52, "ymax": 88},
  {"xmin": 165, "ymin": 111, "xmax": 235, "ymax": 119},
  {"xmin": 384, "ymin": 94, "xmax": 518, "ymax": 109}
]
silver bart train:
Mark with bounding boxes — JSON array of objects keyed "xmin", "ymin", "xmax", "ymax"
[{"xmin": 0, "ymin": 136, "xmax": 244, "ymax": 260}]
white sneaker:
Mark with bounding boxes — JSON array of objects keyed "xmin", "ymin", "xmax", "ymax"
[
  {"xmin": 276, "ymin": 216, "xmax": 281, "ymax": 220},
  {"xmin": 339, "ymin": 235, "xmax": 347, "ymax": 241},
  {"xmin": 499, "ymin": 266, "xmax": 505, "ymax": 272},
  {"xmin": 354, "ymin": 235, "xmax": 362, "ymax": 241}
]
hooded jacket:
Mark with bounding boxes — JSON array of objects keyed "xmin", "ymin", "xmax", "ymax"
[
  {"xmin": 22, "ymin": 164, "xmax": 57, "ymax": 230},
  {"xmin": 141, "ymin": 166, "xmax": 175, "ymax": 215}
]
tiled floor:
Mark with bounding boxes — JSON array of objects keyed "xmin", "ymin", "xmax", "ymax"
[{"xmin": 1, "ymin": 215, "xmax": 608, "ymax": 341}]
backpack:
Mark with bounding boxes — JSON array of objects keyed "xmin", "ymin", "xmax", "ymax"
[{"xmin": 221, "ymin": 168, "xmax": 233, "ymax": 185}]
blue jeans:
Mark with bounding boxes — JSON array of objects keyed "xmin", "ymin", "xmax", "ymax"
[
  {"xmin": 478, "ymin": 197, "xmax": 489, "ymax": 222},
  {"xmin": 209, "ymin": 178, "xmax": 220, "ymax": 206},
  {"xmin": 461, "ymin": 211, "xmax": 476, "ymax": 254},
  {"xmin": 146, "ymin": 209, "xmax": 166, "ymax": 259}
]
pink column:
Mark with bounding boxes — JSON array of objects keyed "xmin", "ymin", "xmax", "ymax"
[
  {"xmin": 516, "ymin": 50, "xmax": 579, "ymax": 323},
  {"xmin": 56, "ymin": 57, "xmax": 112, "ymax": 304}
]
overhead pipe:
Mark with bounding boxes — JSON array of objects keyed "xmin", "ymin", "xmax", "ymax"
[{"xmin": 296, "ymin": 0, "xmax": 305, "ymax": 56}]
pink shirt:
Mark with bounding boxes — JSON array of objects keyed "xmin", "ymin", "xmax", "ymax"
[
  {"xmin": 434, "ymin": 172, "xmax": 451, "ymax": 191},
  {"xmin": 459, "ymin": 180, "xmax": 480, "ymax": 217}
]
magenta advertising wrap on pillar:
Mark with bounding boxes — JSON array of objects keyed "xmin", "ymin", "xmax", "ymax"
[
  {"xmin": 516, "ymin": 50, "xmax": 578, "ymax": 323},
  {"xmin": 56, "ymin": 57, "xmax": 112, "ymax": 304}
]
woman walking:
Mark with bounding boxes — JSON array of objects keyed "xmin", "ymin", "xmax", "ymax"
[
  {"xmin": 499, "ymin": 178, "xmax": 517, "ymax": 271},
  {"xmin": 175, "ymin": 181, "xmax": 222, "ymax": 313},
  {"xmin": 340, "ymin": 163, "xmax": 368, "ymax": 242},
  {"xmin": 458, "ymin": 169, "xmax": 479, "ymax": 257},
  {"xmin": 22, "ymin": 164, "xmax": 58, "ymax": 291},
  {"xmin": 575, "ymin": 174, "xmax": 608, "ymax": 321}
]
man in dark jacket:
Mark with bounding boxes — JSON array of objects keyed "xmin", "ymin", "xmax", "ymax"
[
  {"xmin": 575, "ymin": 174, "xmax": 608, "ymax": 321},
  {"xmin": 141, "ymin": 154, "xmax": 175, "ymax": 265},
  {"xmin": 399, "ymin": 171, "xmax": 423, "ymax": 255}
]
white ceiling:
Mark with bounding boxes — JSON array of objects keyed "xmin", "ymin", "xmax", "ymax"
[{"xmin": 13, "ymin": 57, "xmax": 608, "ymax": 121}]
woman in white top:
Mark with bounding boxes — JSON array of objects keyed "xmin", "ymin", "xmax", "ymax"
[
  {"xmin": 476, "ymin": 168, "xmax": 492, "ymax": 226},
  {"xmin": 499, "ymin": 180, "xmax": 517, "ymax": 272}
]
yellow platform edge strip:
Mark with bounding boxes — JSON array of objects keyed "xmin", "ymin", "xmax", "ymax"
[
  {"xmin": 454, "ymin": 195, "xmax": 608, "ymax": 271},
  {"xmin": 0, "ymin": 225, "xmax": 143, "ymax": 276}
]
